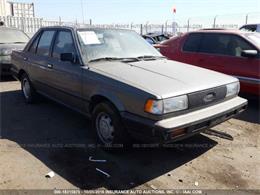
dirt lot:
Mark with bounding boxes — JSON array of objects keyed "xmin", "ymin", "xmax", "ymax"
[{"xmin": 0, "ymin": 77, "xmax": 259, "ymax": 193}]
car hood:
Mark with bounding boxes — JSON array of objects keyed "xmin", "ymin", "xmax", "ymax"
[
  {"xmin": 0, "ymin": 43, "xmax": 27, "ymax": 52},
  {"xmin": 89, "ymin": 59, "xmax": 238, "ymax": 99}
]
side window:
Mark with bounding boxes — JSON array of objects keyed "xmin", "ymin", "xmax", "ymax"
[
  {"xmin": 228, "ymin": 35, "xmax": 255, "ymax": 57},
  {"xmin": 199, "ymin": 33, "xmax": 255, "ymax": 57},
  {"xmin": 36, "ymin": 30, "xmax": 55, "ymax": 56},
  {"xmin": 52, "ymin": 31, "xmax": 76, "ymax": 59},
  {"xmin": 183, "ymin": 33, "xmax": 202, "ymax": 52},
  {"xmin": 29, "ymin": 34, "xmax": 40, "ymax": 53},
  {"xmin": 199, "ymin": 33, "xmax": 229, "ymax": 55}
]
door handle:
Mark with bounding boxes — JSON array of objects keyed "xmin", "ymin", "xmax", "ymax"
[{"xmin": 47, "ymin": 64, "xmax": 53, "ymax": 69}]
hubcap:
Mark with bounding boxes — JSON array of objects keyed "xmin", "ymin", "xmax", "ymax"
[
  {"xmin": 22, "ymin": 78, "xmax": 30, "ymax": 99},
  {"xmin": 96, "ymin": 112, "xmax": 114, "ymax": 144}
]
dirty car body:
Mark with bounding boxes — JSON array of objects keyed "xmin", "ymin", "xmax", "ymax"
[
  {"xmin": 0, "ymin": 27, "xmax": 29, "ymax": 76},
  {"xmin": 11, "ymin": 26, "xmax": 248, "ymax": 145}
]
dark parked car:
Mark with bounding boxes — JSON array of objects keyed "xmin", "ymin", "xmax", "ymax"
[
  {"xmin": 240, "ymin": 24, "xmax": 260, "ymax": 33},
  {"xmin": 157, "ymin": 30, "xmax": 260, "ymax": 96},
  {"xmin": 143, "ymin": 33, "xmax": 170, "ymax": 45},
  {"xmin": 11, "ymin": 26, "xmax": 247, "ymax": 146},
  {"xmin": 0, "ymin": 26, "xmax": 29, "ymax": 76}
]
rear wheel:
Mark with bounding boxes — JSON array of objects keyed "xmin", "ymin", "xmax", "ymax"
[
  {"xmin": 21, "ymin": 73, "xmax": 37, "ymax": 103},
  {"xmin": 92, "ymin": 102, "xmax": 129, "ymax": 149}
]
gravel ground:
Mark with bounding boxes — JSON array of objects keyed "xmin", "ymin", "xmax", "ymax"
[{"xmin": 0, "ymin": 77, "xmax": 259, "ymax": 193}]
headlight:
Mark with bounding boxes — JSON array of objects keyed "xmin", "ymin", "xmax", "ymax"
[
  {"xmin": 0, "ymin": 48, "xmax": 12, "ymax": 56},
  {"xmin": 226, "ymin": 82, "xmax": 240, "ymax": 97},
  {"xmin": 144, "ymin": 95, "xmax": 188, "ymax": 115},
  {"xmin": 163, "ymin": 95, "xmax": 188, "ymax": 113}
]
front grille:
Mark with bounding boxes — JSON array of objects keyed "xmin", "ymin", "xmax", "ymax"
[{"xmin": 188, "ymin": 85, "xmax": 227, "ymax": 109}]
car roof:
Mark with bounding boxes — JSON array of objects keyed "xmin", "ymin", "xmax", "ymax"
[{"xmin": 193, "ymin": 29, "xmax": 241, "ymax": 34}]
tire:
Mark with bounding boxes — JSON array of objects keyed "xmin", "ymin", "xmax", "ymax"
[
  {"xmin": 21, "ymin": 73, "xmax": 38, "ymax": 103},
  {"xmin": 92, "ymin": 101, "xmax": 129, "ymax": 149}
]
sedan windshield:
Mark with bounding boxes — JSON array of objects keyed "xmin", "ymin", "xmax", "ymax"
[
  {"xmin": 77, "ymin": 29, "xmax": 162, "ymax": 63},
  {"xmin": 0, "ymin": 29, "xmax": 29, "ymax": 44}
]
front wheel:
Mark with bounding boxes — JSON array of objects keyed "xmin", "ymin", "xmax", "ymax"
[{"xmin": 92, "ymin": 102, "xmax": 129, "ymax": 149}]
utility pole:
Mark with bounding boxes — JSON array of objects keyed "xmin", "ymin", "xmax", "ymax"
[
  {"xmin": 187, "ymin": 18, "xmax": 190, "ymax": 32},
  {"xmin": 165, "ymin": 20, "xmax": 168, "ymax": 33},
  {"xmin": 81, "ymin": 0, "xmax": 85, "ymax": 24},
  {"xmin": 213, "ymin": 15, "xmax": 218, "ymax": 28}
]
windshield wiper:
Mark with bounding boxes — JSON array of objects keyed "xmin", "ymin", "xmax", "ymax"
[
  {"xmin": 136, "ymin": 55, "xmax": 166, "ymax": 61},
  {"xmin": 89, "ymin": 57, "xmax": 140, "ymax": 63},
  {"xmin": 89, "ymin": 57, "xmax": 121, "ymax": 63}
]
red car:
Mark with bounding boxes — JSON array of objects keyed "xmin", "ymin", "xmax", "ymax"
[{"xmin": 157, "ymin": 30, "xmax": 260, "ymax": 96}]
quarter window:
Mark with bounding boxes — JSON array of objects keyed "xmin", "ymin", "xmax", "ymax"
[
  {"xmin": 52, "ymin": 31, "xmax": 76, "ymax": 59},
  {"xmin": 36, "ymin": 30, "xmax": 55, "ymax": 56},
  {"xmin": 29, "ymin": 34, "xmax": 40, "ymax": 53}
]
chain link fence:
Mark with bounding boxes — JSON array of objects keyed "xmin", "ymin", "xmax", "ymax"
[{"xmin": 1, "ymin": 12, "xmax": 260, "ymax": 37}]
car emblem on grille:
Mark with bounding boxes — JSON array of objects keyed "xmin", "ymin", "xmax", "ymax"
[{"xmin": 203, "ymin": 92, "xmax": 216, "ymax": 103}]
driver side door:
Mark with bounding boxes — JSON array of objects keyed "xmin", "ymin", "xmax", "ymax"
[{"xmin": 46, "ymin": 30, "xmax": 85, "ymax": 113}]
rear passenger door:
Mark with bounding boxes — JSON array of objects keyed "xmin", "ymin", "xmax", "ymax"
[
  {"xmin": 46, "ymin": 30, "xmax": 84, "ymax": 112},
  {"xmin": 27, "ymin": 30, "xmax": 56, "ymax": 93}
]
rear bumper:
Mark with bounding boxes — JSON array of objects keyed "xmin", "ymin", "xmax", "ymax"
[{"xmin": 122, "ymin": 97, "xmax": 248, "ymax": 143}]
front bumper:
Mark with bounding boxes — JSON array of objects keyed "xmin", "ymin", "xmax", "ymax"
[{"xmin": 122, "ymin": 97, "xmax": 248, "ymax": 143}]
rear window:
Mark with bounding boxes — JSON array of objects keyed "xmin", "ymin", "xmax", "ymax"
[{"xmin": 183, "ymin": 33, "xmax": 202, "ymax": 52}]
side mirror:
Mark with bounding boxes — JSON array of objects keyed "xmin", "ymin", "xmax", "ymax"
[
  {"xmin": 60, "ymin": 53, "xmax": 75, "ymax": 63},
  {"xmin": 241, "ymin": 50, "xmax": 258, "ymax": 58}
]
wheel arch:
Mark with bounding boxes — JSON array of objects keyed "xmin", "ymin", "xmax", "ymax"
[
  {"xmin": 17, "ymin": 69, "xmax": 27, "ymax": 80},
  {"xmin": 89, "ymin": 93, "xmax": 125, "ymax": 114}
]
